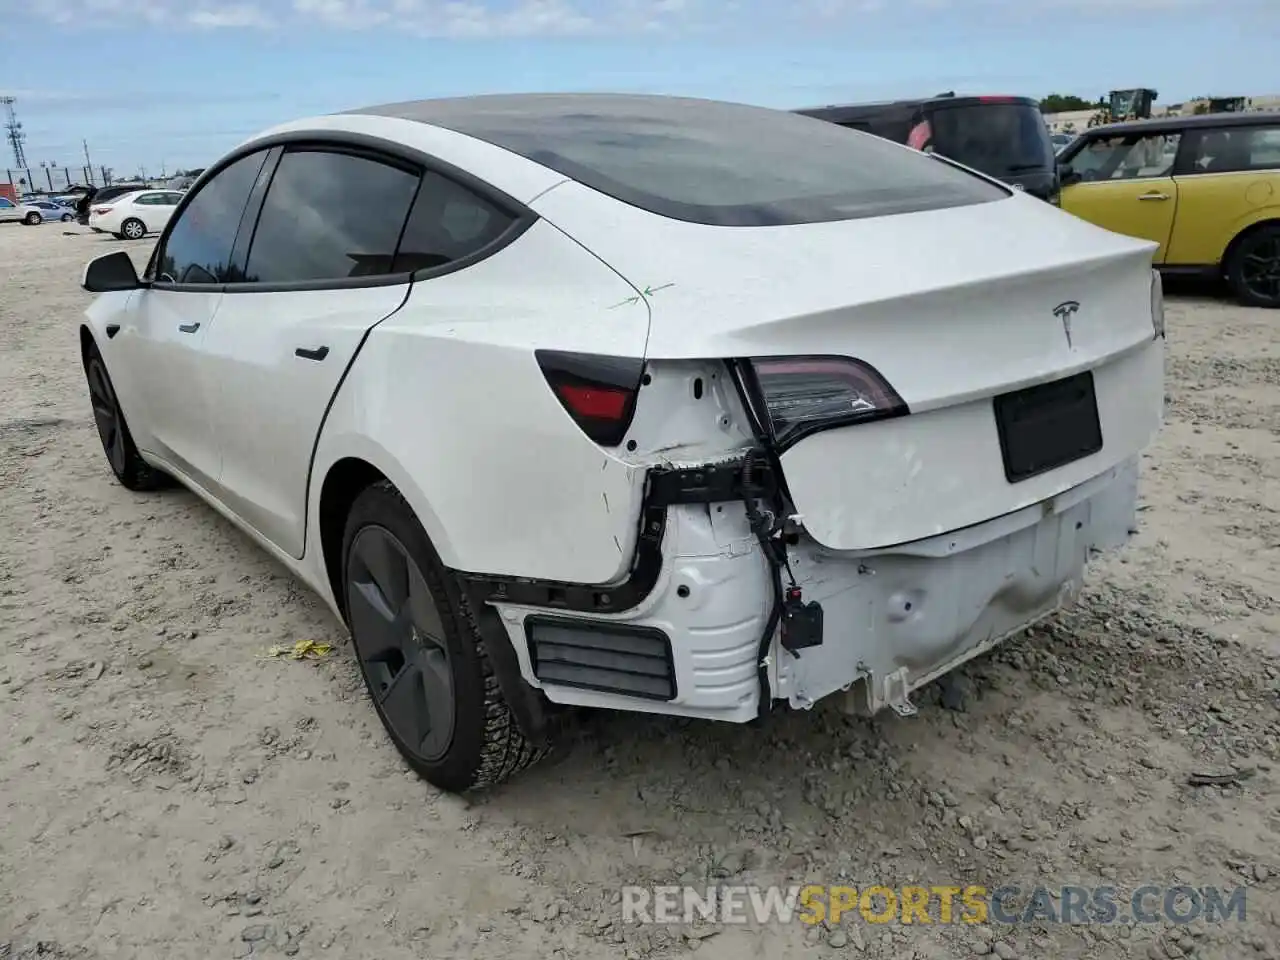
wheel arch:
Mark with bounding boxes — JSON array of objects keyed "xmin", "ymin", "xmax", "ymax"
[
  {"xmin": 313, "ymin": 444, "xmax": 456, "ymax": 623},
  {"xmin": 79, "ymin": 324, "xmax": 96, "ymax": 365},
  {"xmin": 1221, "ymin": 216, "xmax": 1280, "ymax": 276}
]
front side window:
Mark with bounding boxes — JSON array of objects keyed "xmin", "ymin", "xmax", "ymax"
[
  {"xmin": 242, "ymin": 149, "xmax": 419, "ymax": 283},
  {"xmin": 154, "ymin": 150, "xmax": 269, "ymax": 284},
  {"xmin": 1069, "ymin": 132, "xmax": 1180, "ymax": 181},
  {"xmin": 0, "ymin": 198, "xmax": 12, "ymax": 208}
]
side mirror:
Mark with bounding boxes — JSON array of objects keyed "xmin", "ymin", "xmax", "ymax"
[
  {"xmin": 1058, "ymin": 163, "xmax": 1082, "ymax": 187},
  {"xmin": 82, "ymin": 250, "xmax": 140, "ymax": 293}
]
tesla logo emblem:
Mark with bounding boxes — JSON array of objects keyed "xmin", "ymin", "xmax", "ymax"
[{"xmin": 1053, "ymin": 301, "xmax": 1080, "ymax": 348}]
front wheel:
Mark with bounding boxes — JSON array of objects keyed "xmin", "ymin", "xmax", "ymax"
[
  {"xmin": 1226, "ymin": 224, "xmax": 1280, "ymax": 308},
  {"xmin": 23, "ymin": 211, "xmax": 41, "ymax": 225},
  {"xmin": 341, "ymin": 481, "xmax": 548, "ymax": 793},
  {"xmin": 120, "ymin": 218, "xmax": 146, "ymax": 240},
  {"xmin": 83, "ymin": 343, "xmax": 169, "ymax": 491},
  {"xmin": 61, "ymin": 212, "xmax": 74, "ymax": 222}
]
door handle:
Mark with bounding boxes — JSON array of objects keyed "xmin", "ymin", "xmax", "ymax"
[
  {"xmin": 295, "ymin": 346, "xmax": 330, "ymax": 362},
  {"xmin": 1138, "ymin": 192, "xmax": 1170, "ymax": 201},
  {"xmin": 178, "ymin": 322, "xmax": 200, "ymax": 333}
]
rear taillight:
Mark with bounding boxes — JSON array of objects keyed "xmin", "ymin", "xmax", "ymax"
[
  {"xmin": 535, "ymin": 350, "xmax": 644, "ymax": 447},
  {"xmin": 93, "ymin": 207, "xmax": 111, "ymax": 215},
  {"xmin": 748, "ymin": 356, "xmax": 907, "ymax": 447}
]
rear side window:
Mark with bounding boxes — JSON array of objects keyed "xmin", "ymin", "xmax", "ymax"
[
  {"xmin": 243, "ymin": 149, "xmax": 418, "ymax": 283},
  {"xmin": 156, "ymin": 150, "xmax": 269, "ymax": 284},
  {"xmin": 393, "ymin": 171, "xmax": 515, "ymax": 273},
  {"xmin": 415, "ymin": 96, "xmax": 1005, "ymax": 226},
  {"xmin": 1185, "ymin": 125, "xmax": 1280, "ymax": 175}
]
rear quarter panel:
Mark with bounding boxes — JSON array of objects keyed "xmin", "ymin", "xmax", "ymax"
[
  {"xmin": 1166, "ymin": 170, "xmax": 1280, "ymax": 265},
  {"xmin": 308, "ymin": 217, "xmax": 653, "ymax": 584}
]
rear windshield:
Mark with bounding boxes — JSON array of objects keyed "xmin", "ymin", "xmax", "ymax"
[
  {"xmin": 379, "ymin": 95, "xmax": 1008, "ymax": 226},
  {"xmin": 927, "ymin": 103, "xmax": 1056, "ymax": 176}
]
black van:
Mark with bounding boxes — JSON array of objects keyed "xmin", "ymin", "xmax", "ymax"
[{"xmin": 795, "ymin": 94, "xmax": 1060, "ymax": 202}]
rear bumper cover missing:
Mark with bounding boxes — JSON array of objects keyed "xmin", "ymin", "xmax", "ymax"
[{"xmin": 488, "ymin": 455, "xmax": 1141, "ymax": 722}]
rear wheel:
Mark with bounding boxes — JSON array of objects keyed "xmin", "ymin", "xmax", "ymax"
[
  {"xmin": 83, "ymin": 343, "xmax": 168, "ymax": 491},
  {"xmin": 342, "ymin": 481, "xmax": 547, "ymax": 793},
  {"xmin": 120, "ymin": 218, "xmax": 146, "ymax": 240},
  {"xmin": 61, "ymin": 212, "xmax": 74, "ymax": 222},
  {"xmin": 23, "ymin": 211, "xmax": 41, "ymax": 225},
  {"xmin": 1226, "ymin": 224, "xmax": 1280, "ymax": 308}
]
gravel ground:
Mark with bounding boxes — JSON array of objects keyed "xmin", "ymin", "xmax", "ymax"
[{"xmin": 1, "ymin": 223, "xmax": 1278, "ymax": 960}]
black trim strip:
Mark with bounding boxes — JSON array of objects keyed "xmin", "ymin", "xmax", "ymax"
[{"xmin": 457, "ymin": 455, "xmax": 775, "ymax": 614}]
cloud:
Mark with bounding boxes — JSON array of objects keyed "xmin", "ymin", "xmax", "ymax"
[{"xmin": 1, "ymin": 0, "xmax": 1272, "ymax": 36}]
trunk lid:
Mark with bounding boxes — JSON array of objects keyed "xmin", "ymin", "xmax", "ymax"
[{"xmin": 534, "ymin": 184, "xmax": 1165, "ymax": 549}]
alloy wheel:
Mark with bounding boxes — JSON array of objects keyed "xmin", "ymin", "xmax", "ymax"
[
  {"xmin": 347, "ymin": 525, "xmax": 456, "ymax": 762},
  {"xmin": 1240, "ymin": 235, "xmax": 1280, "ymax": 303},
  {"xmin": 87, "ymin": 358, "xmax": 126, "ymax": 476}
]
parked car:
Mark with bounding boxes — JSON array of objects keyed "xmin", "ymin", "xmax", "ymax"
[
  {"xmin": 78, "ymin": 93, "xmax": 1166, "ymax": 792},
  {"xmin": 1057, "ymin": 111, "xmax": 1280, "ymax": 307},
  {"xmin": 0, "ymin": 195, "xmax": 24, "ymax": 223},
  {"xmin": 795, "ymin": 94, "xmax": 1062, "ymax": 202},
  {"xmin": 1051, "ymin": 132, "xmax": 1074, "ymax": 154},
  {"xmin": 88, "ymin": 189, "xmax": 184, "ymax": 239},
  {"xmin": 16, "ymin": 199, "xmax": 76, "ymax": 224}
]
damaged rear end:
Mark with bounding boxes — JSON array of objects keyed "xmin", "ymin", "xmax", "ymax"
[{"xmin": 462, "ymin": 104, "xmax": 1165, "ymax": 722}]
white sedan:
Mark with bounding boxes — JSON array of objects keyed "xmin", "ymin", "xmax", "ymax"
[
  {"xmin": 78, "ymin": 93, "xmax": 1166, "ymax": 793},
  {"xmin": 88, "ymin": 189, "xmax": 184, "ymax": 239}
]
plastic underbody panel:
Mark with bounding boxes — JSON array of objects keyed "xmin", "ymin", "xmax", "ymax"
[{"xmin": 492, "ymin": 454, "xmax": 1141, "ymax": 722}]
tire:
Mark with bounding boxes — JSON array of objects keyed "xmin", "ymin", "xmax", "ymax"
[
  {"xmin": 83, "ymin": 342, "xmax": 169, "ymax": 491},
  {"xmin": 341, "ymin": 480, "xmax": 548, "ymax": 793},
  {"xmin": 23, "ymin": 211, "xmax": 41, "ymax": 225},
  {"xmin": 61, "ymin": 212, "xmax": 74, "ymax": 222},
  {"xmin": 120, "ymin": 218, "xmax": 146, "ymax": 240},
  {"xmin": 1226, "ymin": 224, "xmax": 1280, "ymax": 308}
]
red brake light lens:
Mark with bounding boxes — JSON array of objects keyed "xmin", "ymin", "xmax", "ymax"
[
  {"xmin": 980, "ymin": 95, "xmax": 1016, "ymax": 103},
  {"xmin": 536, "ymin": 350, "xmax": 644, "ymax": 447},
  {"xmin": 749, "ymin": 356, "xmax": 907, "ymax": 448}
]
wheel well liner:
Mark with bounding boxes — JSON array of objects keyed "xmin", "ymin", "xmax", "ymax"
[{"xmin": 318, "ymin": 457, "xmax": 388, "ymax": 622}]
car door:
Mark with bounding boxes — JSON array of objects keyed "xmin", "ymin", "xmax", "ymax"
[
  {"xmin": 116, "ymin": 149, "xmax": 273, "ymax": 486},
  {"xmin": 198, "ymin": 146, "xmax": 432, "ymax": 558},
  {"xmin": 1059, "ymin": 129, "xmax": 1182, "ymax": 262},
  {"xmin": 1165, "ymin": 123, "xmax": 1280, "ymax": 266},
  {"xmin": 0, "ymin": 197, "xmax": 17, "ymax": 222},
  {"xmin": 151, "ymin": 191, "xmax": 183, "ymax": 232}
]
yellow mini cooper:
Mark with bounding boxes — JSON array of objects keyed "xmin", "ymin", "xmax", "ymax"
[{"xmin": 1058, "ymin": 111, "xmax": 1280, "ymax": 307}]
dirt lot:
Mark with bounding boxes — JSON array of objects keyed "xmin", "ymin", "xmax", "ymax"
[{"xmin": 1, "ymin": 222, "xmax": 1278, "ymax": 960}]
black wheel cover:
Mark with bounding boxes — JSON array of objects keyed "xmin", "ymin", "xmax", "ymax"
[
  {"xmin": 87, "ymin": 357, "xmax": 126, "ymax": 477},
  {"xmin": 1239, "ymin": 232, "xmax": 1280, "ymax": 304},
  {"xmin": 347, "ymin": 525, "xmax": 456, "ymax": 762}
]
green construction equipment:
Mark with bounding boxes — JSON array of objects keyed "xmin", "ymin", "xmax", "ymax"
[{"xmin": 1108, "ymin": 88, "xmax": 1158, "ymax": 121}]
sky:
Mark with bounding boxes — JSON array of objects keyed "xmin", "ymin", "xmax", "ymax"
[{"xmin": 1, "ymin": 0, "xmax": 1277, "ymax": 180}]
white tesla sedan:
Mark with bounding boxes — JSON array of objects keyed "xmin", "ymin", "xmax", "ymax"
[
  {"xmin": 79, "ymin": 94, "xmax": 1166, "ymax": 793},
  {"xmin": 88, "ymin": 188, "xmax": 184, "ymax": 239}
]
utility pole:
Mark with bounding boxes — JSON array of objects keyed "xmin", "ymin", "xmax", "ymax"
[{"xmin": 1, "ymin": 96, "xmax": 28, "ymax": 169}]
